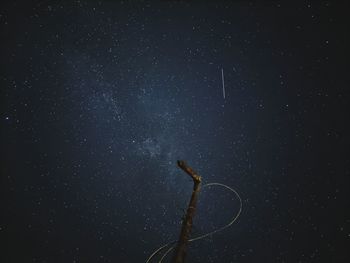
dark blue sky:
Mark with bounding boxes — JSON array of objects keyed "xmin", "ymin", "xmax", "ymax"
[{"xmin": 1, "ymin": 1, "xmax": 349, "ymax": 262}]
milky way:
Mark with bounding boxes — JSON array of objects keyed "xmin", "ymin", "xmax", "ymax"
[{"xmin": 1, "ymin": 1, "xmax": 349, "ymax": 262}]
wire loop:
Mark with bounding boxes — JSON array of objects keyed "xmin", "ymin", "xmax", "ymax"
[{"xmin": 145, "ymin": 182, "xmax": 242, "ymax": 263}]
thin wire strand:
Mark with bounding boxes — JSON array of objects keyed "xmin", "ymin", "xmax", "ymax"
[
  {"xmin": 145, "ymin": 242, "xmax": 176, "ymax": 263},
  {"xmin": 145, "ymin": 182, "xmax": 242, "ymax": 263},
  {"xmin": 157, "ymin": 182, "xmax": 242, "ymax": 262},
  {"xmin": 159, "ymin": 245, "xmax": 174, "ymax": 263}
]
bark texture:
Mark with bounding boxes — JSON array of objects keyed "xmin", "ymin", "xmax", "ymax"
[{"xmin": 171, "ymin": 160, "xmax": 202, "ymax": 263}]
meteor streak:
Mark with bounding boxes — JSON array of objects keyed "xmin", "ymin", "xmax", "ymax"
[{"xmin": 221, "ymin": 68, "xmax": 225, "ymax": 99}]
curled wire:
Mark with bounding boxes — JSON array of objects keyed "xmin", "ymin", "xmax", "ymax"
[{"xmin": 145, "ymin": 182, "xmax": 242, "ymax": 263}]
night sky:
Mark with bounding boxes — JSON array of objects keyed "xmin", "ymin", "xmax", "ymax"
[{"xmin": 1, "ymin": 1, "xmax": 349, "ymax": 262}]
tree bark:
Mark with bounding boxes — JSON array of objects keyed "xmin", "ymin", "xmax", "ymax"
[{"xmin": 171, "ymin": 160, "xmax": 202, "ymax": 263}]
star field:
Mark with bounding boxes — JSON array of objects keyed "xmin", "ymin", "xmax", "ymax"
[{"xmin": 1, "ymin": 1, "xmax": 349, "ymax": 262}]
